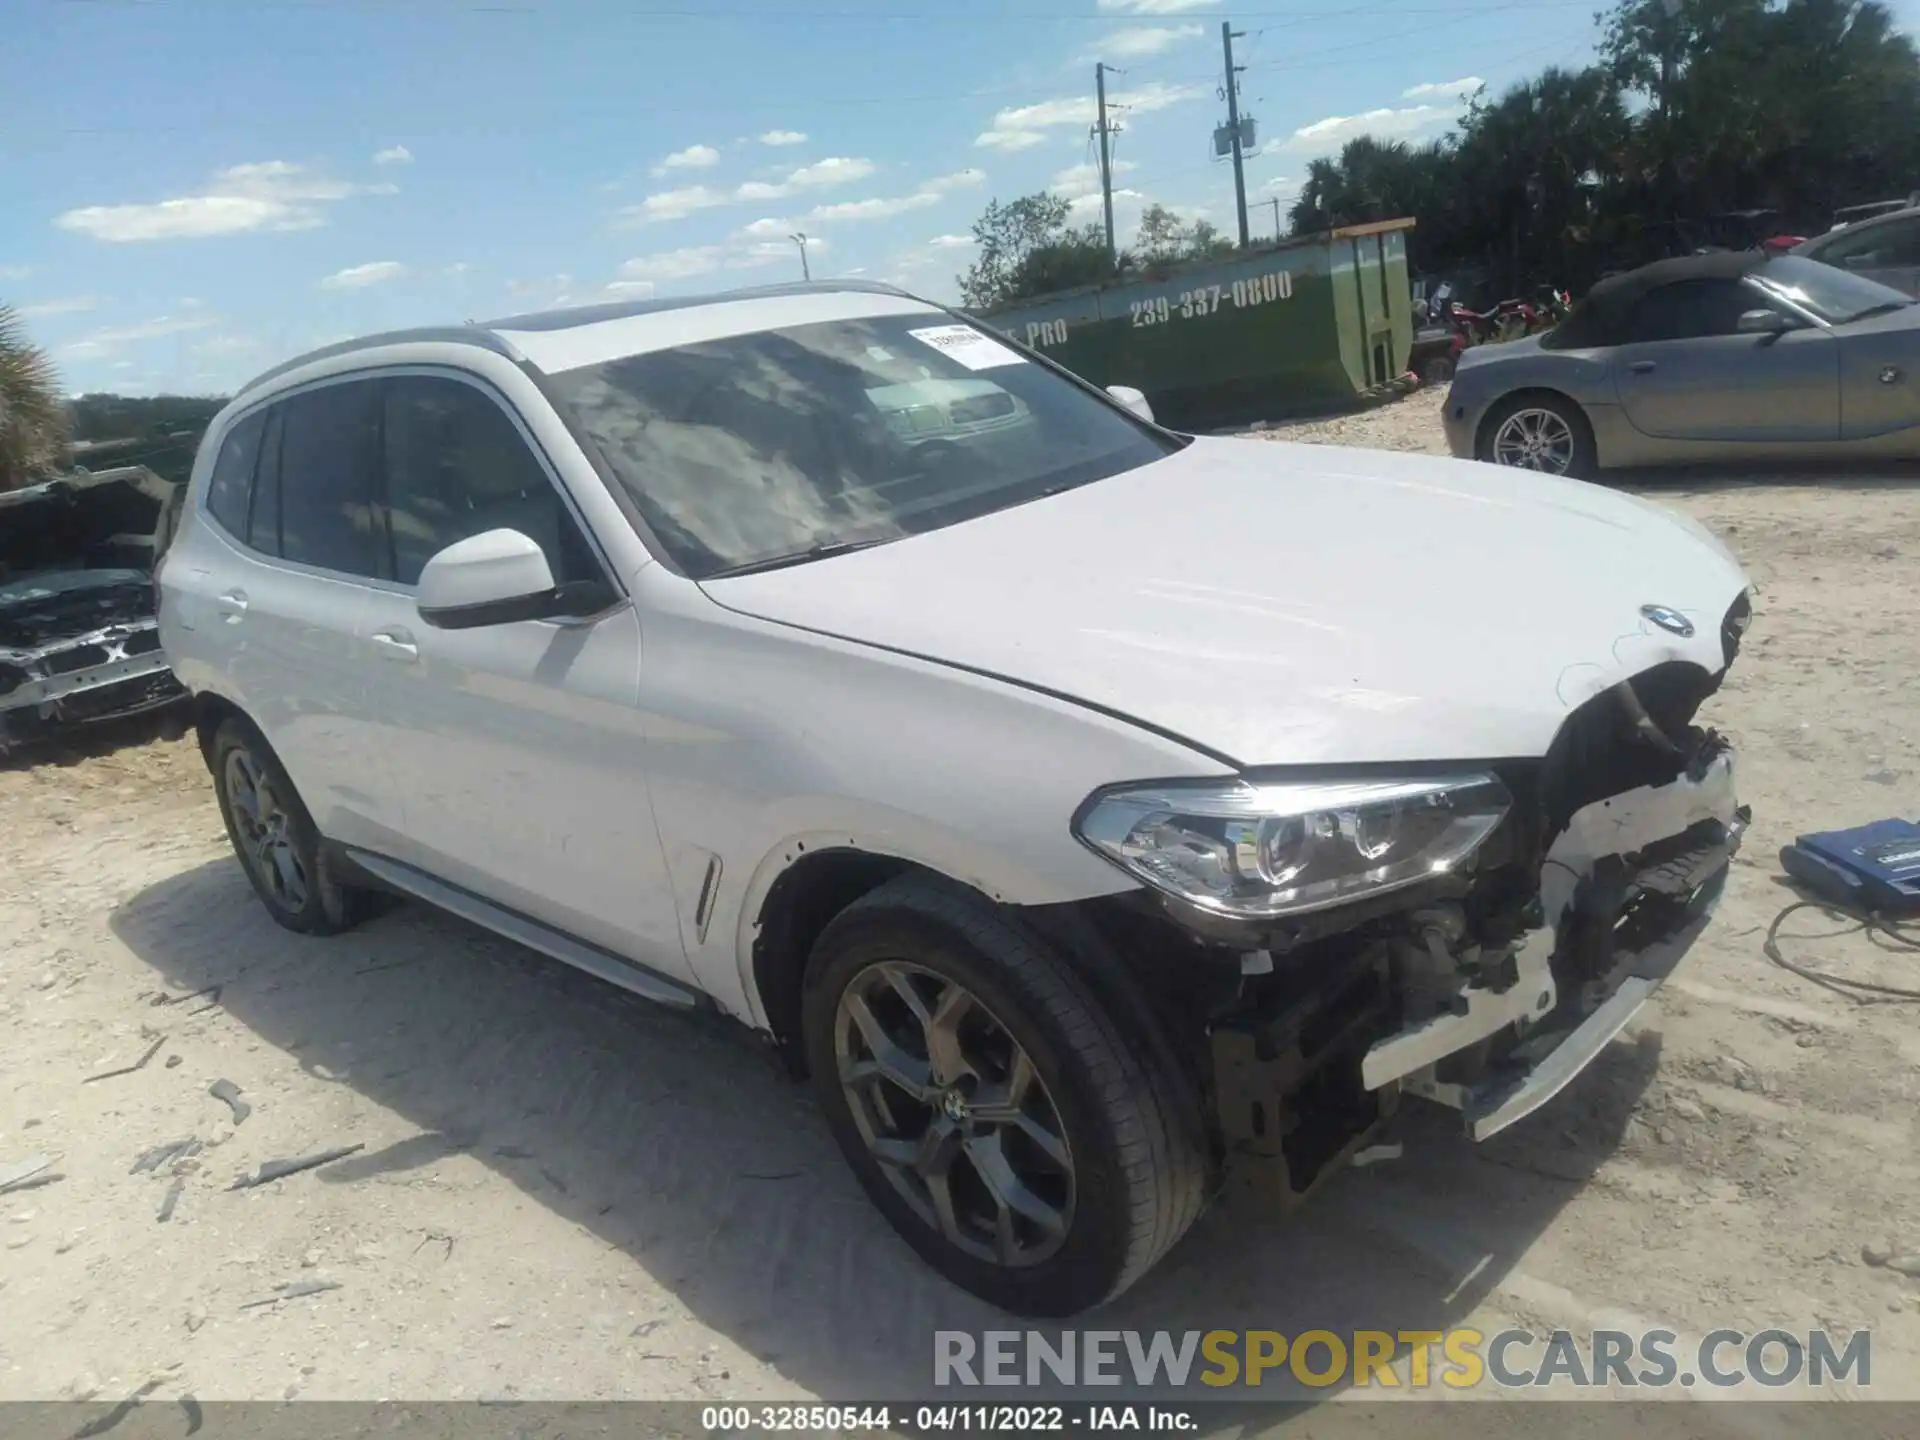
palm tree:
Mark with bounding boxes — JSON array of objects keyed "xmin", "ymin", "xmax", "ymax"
[{"xmin": 1, "ymin": 303, "xmax": 68, "ymax": 491}]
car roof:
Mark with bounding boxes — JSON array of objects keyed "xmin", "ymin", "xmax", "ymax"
[
  {"xmin": 233, "ymin": 278, "xmax": 930, "ymax": 399},
  {"xmin": 1810, "ymin": 204, "xmax": 1920, "ymax": 241}
]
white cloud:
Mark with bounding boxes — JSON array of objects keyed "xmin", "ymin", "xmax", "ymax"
[
  {"xmin": 652, "ymin": 143, "xmax": 721, "ymax": 176},
  {"xmin": 60, "ymin": 312, "xmax": 216, "ymax": 359},
  {"xmin": 55, "ymin": 161, "xmax": 396, "ymax": 242},
  {"xmin": 1067, "ymin": 187, "xmax": 1143, "ymax": 220},
  {"xmin": 1095, "ymin": 0, "xmax": 1215, "ymax": 12},
  {"xmin": 15, "ymin": 295, "xmax": 100, "ymax": 318},
  {"xmin": 799, "ymin": 169, "xmax": 984, "ymax": 225},
  {"xmin": 0, "ymin": 265, "xmax": 32, "ymax": 281},
  {"xmin": 1260, "ymin": 173, "xmax": 1298, "ymax": 195},
  {"xmin": 193, "ymin": 334, "xmax": 261, "ymax": 357},
  {"xmin": 928, "ymin": 234, "xmax": 976, "ymax": 249},
  {"xmin": 1283, "ymin": 103, "xmax": 1461, "ymax": 154},
  {"xmin": 780, "ymin": 156, "xmax": 876, "ymax": 190},
  {"xmin": 975, "ymin": 81, "xmax": 1206, "ymax": 152},
  {"xmin": 1051, "ymin": 160, "xmax": 1137, "ymax": 201},
  {"xmin": 626, "ymin": 156, "xmax": 875, "ymax": 224},
  {"xmin": 632, "ymin": 184, "xmax": 730, "ymax": 222},
  {"xmin": 758, "ymin": 130, "xmax": 808, "ymax": 146},
  {"xmin": 1092, "ymin": 24, "xmax": 1203, "ymax": 59},
  {"xmin": 739, "ymin": 216, "xmax": 794, "ymax": 238},
  {"xmin": 319, "ymin": 260, "xmax": 406, "ymax": 290},
  {"xmin": 617, "ymin": 235, "xmax": 826, "ymax": 285},
  {"xmin": 604, "ymin": 279, "xmax": 657, "ymax": 299},
  {"xmin": 1401, "ymin": 76, "xmax": 1483, "ymax": 101},
  {"xmin": 808, "ymin": 192, "xmax": 944, "ymax": 223},
  {"xmin": 373, "ymin": 145, "xmax": 413, "ymax": 166}
]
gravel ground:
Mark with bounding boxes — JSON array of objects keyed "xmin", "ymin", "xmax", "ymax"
[{"xmin": 3, "ymin": 391, "xmax": 1918, "ymax": 1420}]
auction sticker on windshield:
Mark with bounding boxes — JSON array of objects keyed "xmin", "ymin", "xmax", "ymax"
[{"xmin": 908, "ymin": 323, "xmax": 1024, "ymax": 371}]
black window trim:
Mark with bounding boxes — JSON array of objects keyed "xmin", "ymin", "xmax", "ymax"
[{"xmin": 200, "ymin": 364, "xmax": 629, "ymax": 616}]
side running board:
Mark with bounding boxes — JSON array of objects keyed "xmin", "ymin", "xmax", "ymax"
[{"xmin": 343, "ymin": 848, "xmax": 703, "ymax": 1012}]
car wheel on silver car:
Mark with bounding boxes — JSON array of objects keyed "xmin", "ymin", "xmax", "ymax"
[
  {"xmin": 1477, "ymin": 393, "xmax": 1597, "ymax": 479},
  {"xmin": 209, "ymin": 718, "xmax": 381, "ymax": 936},
  {"xmin": 801, "ymin": 876, "xmax": 1208, "ymax": 1316}
]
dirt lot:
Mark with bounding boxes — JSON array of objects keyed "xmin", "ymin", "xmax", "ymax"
[{"xmin": 3, "ymin": 388, "xmax": 1919, "ymax": 1416}]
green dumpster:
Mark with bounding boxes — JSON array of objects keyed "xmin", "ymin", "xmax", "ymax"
[{"xmin": 973, "ymin": 218, "xmax": 1416, "ymax": 430}]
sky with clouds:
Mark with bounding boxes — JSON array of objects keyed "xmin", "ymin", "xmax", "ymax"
[{"xmin": 6, "ymin": 0, "xmax": 1914, "ymax": 396}]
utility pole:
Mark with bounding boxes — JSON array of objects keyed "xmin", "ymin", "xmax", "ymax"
[
  {"xmin": 789, "ymin": 231, "xmax": 811, "ymax": 281},
  {"xmin": 1269, "ymin": 196, "xmax": 1281, "ymax": 240},
  {"xmin": 1221, "ymin": 21, "xmax": 1249, "ymax": 249},
  {"xmin": 1658, "ymin": 0, "xmax": 1680, "ymax": 224},
  {"xmin": 1094, "ymin": 62, "xmax": 1117, "ymax": 268}
]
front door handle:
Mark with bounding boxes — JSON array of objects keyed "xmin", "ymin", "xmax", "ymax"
[
  {"xmin": 216, "ymin": 590, "xmax": 248, "ymax": 622},
  {"xmin": 1627, "ymin": 360, "xmax": 1657, "ymax": 374},
  {"xmin": 370, "ymin": 629, "xmax": 419, "ymax": 661}
]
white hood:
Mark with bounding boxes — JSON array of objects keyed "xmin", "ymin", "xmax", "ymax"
[{"xmin": 699, "ymin": 437, "xmax": 1749, "ymax": 766}]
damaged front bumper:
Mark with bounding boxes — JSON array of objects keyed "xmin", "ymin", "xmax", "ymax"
[
  {"xmin": 0, "ymin": 618, "xmax": 184, "ymax": 746},
  {"xmin": 1361, "ymin": 738, "xmax": 1745, "ymax": 1140}
]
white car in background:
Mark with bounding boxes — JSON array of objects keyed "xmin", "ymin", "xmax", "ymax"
[{"xmin": 159, "ymin": 282, "xmax": 1752, "ymax": 1315}]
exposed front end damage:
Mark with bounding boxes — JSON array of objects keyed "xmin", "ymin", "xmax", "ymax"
[
  {"xmin": 0, "ymin": 467, "xmax": 185, "ymax": 751},
  {"xmin": 1079, "ymin": 611, "xmax": 1749, "ymax": 1207}
]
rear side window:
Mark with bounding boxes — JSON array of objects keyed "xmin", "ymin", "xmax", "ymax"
[
  {"xmin": 381, "ymin": 375, "xmax": 598, "ymax": 587},
  {"xmin": 203, "ymin": 410, "xmax": 265, "ymax": 539},
  {"xmin": 1819, "ymin": 217, "xmax": 1920, "ymax": 270},
  {"xmin": 248, "ymin": 404, "xmax": 284, "ymax": 556},
  {"xmin": 276, "ymin": 380, "xmax": 388, "ymax": 579}
]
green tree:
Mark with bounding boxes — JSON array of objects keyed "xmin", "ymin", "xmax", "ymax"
[
  {"xmin": 959, "ymin": 193, "xmax": 1126, "ymax": 309},
  {"xmin": 1, "ymin": 304, "xmax": 68, "ymax": 491}
]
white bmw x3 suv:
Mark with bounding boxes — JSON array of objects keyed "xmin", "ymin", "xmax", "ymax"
[{"xmin": 159, "ymin": 282, "xmax": 1752, "ymax": 1316}]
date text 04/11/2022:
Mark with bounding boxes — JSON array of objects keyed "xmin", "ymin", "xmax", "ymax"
[
  {"xmin": 1019, "ymin": 268, "xmax": 1297, "ymax": 349},
  {"xmin": 698, "ymin": 1405, "xmax": 1198, "ymax": 1433}
]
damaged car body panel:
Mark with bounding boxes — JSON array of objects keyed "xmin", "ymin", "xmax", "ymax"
[{"xmin": 1, "ymin": 467, "xmax": 185, "ymax": 748}]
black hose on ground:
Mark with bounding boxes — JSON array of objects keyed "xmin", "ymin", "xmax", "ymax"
[{"xmin": 1763, "ymin": 899, "xmax": 1920, "ymax": 1003}]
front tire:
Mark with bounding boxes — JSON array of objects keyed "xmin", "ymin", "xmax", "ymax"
[
  {"xmin": 1477, "ymin": 393, "xmax": 1597, "ymax": 478},
  {"xmin": 210, "ymin": 718, "xmax": 377, "ymax": 935},
  {"xmin": 802, "ymin": 877, "xmax": 1208, "ymax": 1316}
]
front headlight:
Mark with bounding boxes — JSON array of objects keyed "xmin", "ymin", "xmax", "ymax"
[{"xmin": 1074, "ymin": 774, "xmax": 1511, "ymax": 919}]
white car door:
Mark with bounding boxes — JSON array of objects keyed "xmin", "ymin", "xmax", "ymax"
[
  {"xmin": 357, "ymin": 371, "xmax": 692, "ymax": 986},
  {"xmin": 189, "ymin": 380, "xmax": 414, "ymax": 852}
]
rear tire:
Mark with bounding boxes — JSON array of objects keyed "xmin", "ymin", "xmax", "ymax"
[
  {"xmin": 802, "ymin": 876, "xmax": 1208, "ymax": 1316},
  {"xmin": 209, "ymin": 718, "xmax": 379, "ymax": 935},
  {"xmin": 1477, "ymin": 392, "xmax": 1597, "ymax": 479}
]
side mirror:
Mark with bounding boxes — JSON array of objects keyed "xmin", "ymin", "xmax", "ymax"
[
  {"xmin": 1736, "ymin": 308, "xmax": 1790, "ymax": 337},
  {"xmin": 416, "ymin": 528, "xmax": 601, "ymax": 630},
  {"xmin": 1106, "ymin": 384, "xmax": 1155, "ymax": 423}
]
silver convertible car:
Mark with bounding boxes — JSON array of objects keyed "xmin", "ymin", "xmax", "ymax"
[{"xmin": 1442, "ymin": 252, "xmax": 1920, "ymax": 477}]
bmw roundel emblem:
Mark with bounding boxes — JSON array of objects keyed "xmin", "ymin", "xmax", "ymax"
[{"xmin": 1640, "ymin": 604, "xmax": 1695, "ymax": 638}]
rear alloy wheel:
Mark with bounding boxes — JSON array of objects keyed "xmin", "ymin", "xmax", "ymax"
[
  {"xmin": 210, "ymin": 718, "xmax": 380, "ymax": 936},
  {"xmin": 1479, "ymin": 394, "xmax": 1597, "ymax": 479},
  {"xmin": 802, "ymin": 876, "xmax": 1208, "ymax": 1316}
]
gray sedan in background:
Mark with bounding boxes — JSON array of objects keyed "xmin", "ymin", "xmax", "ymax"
[{"xmin": 1442, "ymin": 253, "xmax": 1920, "ymax": 477}]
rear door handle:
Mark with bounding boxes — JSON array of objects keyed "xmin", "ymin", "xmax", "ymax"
[
  {"xmin": 370, "ymin": 629, "xmax": 419, "ymax": 661},
  {"xmin": 216, "ymin": 590, "xmax": 248, "ymax": 622},
  {"xmin": 1627, "ymin": 360, "xmax": 1657, "ymax": 374}
]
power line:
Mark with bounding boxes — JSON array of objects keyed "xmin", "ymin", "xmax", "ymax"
[{"xmin": 44, "ymin": 0, "xmax": 1602, "ymax": 16}]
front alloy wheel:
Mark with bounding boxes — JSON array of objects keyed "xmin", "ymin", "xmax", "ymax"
[
  {"xmin": 802, "ymin": 876, "xmax": 1210, "ymax": 1316},
  {"xmin": 835, "ymin": 961, "xmax": 1074, "ymax": 1267}
]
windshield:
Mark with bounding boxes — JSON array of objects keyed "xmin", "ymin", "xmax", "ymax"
[
  {"xmin": 1752, "ymin": 255, "xmax": 1914, "ymax": 324},
  {"xmin": 540, "ymin": 312, "xmax": 1179, "ymax": 579}
]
